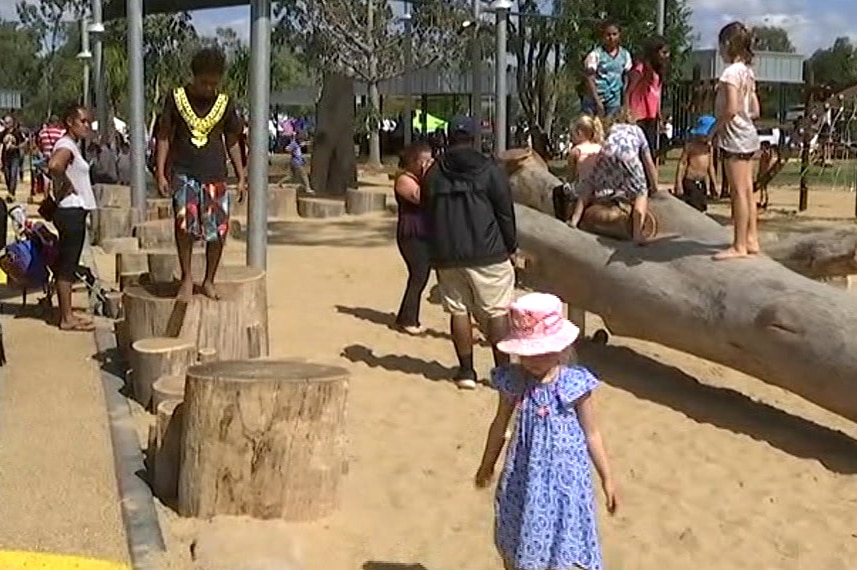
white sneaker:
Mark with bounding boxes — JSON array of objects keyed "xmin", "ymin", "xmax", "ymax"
[{"xmin": 456, "ymin": 378, "xmax": 477, "ymax": 390}]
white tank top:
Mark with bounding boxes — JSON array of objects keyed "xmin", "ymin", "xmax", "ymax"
[
  {"xmin": 54, "ymin": 136, "xmax": 97, "ymax": 211},
  {"xmin": 573, "ymin": 142, "xmax": 602, "ymax": 181}
]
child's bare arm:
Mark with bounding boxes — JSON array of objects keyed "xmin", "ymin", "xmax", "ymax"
[
  {"xmin": 567, "ymin": 148, "xmax": 580, "ymax": 182},
  {"xmin": 475, "ymin": 392, "xmax": 516, "ymax": 487},
  {"xmin": 707, "ymin": 150, "xmax": 717, "ymax": 189},
  {"xmin": 674, "ymin": 146, "xmax": 688, "ymax": 194},
  {"xmin": 577, "ymin": 393, "xmax": 618, "ymax": 513}
]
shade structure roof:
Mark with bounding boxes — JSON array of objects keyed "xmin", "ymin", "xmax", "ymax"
[{"xmin": 104, "ymin": 0, "xmax": 246, "ymax": 20}]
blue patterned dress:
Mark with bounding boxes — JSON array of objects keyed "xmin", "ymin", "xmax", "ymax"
[{"xmin": 492, "ymin": 365, "xmax": 602, "ymax": 570}]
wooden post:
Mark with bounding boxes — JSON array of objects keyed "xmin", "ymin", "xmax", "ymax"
[
  {"xmin": 178, "ymin": 360, "xmax": 349, "ymax": 520},
  {"xmin": 130, "ymin": 337, "xmax": 196, "ymax": 408},
  {"xmin": 799, "ymin": 62, "xmax": 814, "ymax": 212},
  {"xmin": 153, "ymin": 399, "xmax": 184, "ymax": 501}
]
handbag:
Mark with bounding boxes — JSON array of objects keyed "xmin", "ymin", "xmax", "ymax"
[{"xmin": 38, "ymin": 195, "xmax": 57, "ymax": 222}]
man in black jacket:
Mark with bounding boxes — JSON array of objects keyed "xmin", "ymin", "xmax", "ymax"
[{"xmin": 421, "ymin": 116, "xmax": 518, "ymax": 389}]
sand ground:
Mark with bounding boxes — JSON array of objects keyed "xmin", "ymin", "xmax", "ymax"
[
  {"xmin": 101, "ymin": 183, "xmax": 857, "ymax": 569},
  {"xmin": 1, "ymin": 178, "xmax": 856, "ymax": 569}
]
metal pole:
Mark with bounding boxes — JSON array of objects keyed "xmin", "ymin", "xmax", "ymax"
[
  {"xmin": 656, "ymin": 0, "xmax": 665, "ymax": 35},
  {"xmin": 403, "ymin": 4, "xmax": 413, "ymax": 146},
  {"xmin": 494, "ymin": 5, "xmax": 508, "ymax": 154},
  {"xmin": 246, "ymin": 0, "xmax": 272, "ymax": 270},
  {"xmin": 91, "ymin": 0, "xmax": 109, "ymax": 144},
  {"xmin": 471, "ymin": 0, "xmax": 482, "ymax": 149},
  {"xmin": 127, "ymin": 0, "xmax": 146, "ymax": 218},
  {"xmin": 81, "ymin": 18, "xmax": 91, "ymax": 109}
]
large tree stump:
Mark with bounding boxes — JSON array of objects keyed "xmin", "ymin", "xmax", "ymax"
[
  {"xmin": 130, "ymin": 337, "xmax": 196, "ymax": 408},
  {"xmin": 310, "ymin": 73, "xmax": 358, "ymax": 196},
  {"xmin": 515, "ymin": 201, "xmax": 857, "ymax": 423},
  {"xmin": 146, "ymin": 198, "xmax": 173, "ymax": 221},
  {"xmin": 135, "ymin": 219, "xmax": 174, "ymax": 249},
  {"xmin": 147, "ymin": 249, "xmax": 206, "ymax": 284},
  {"xmin": 345, "ymin": 188, "xmax": 387, "ymax": 215},
  {"xmin": 231, "ymin": 184, "xmax": 299, "ymax": 219},
  {"xmin": 152, "ymin": 373, "xmax": 186, "ymax": 410},
  {"xmin": 100, "ymin": 237, "xmax": 139, "ymax": 254},
  {"xmin": 122, "ymin": 265, "xmax": 269, "ymax": 361},
  {"xmin": 297, "ymin": 197, "xmax": 346, "ymax": 219},
  {"xmin": 153, "ymin": 399, "xmax": 184, "ymax": 501},
  {"xmin": 94, "ymin": 183, "xmax": 132, "ymax": 208},
  {"xmin": 115, "ymin": 251, "xmax": 148, "ymax": 284},
  {"xmin": 178, "ymin": 360, "xmax": 349, "ymax": 520},
  {"xmin": 93, "ymin": 207, "xmax": 134, "ymax": 244}
]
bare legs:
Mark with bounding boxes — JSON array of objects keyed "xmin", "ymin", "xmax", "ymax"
[
  {"xmin": 175, "ymin": 229, "xmax": 224, "ymax": 301},
  {"xmin": 202, "ymin": 238, "xmax": 224, "ymax": 300},
  {"xmin": 450, "ymin": 313, "xmax": 510, "ymax": 389},
  {"xmin": 714, "ymin": 157, "xmax": 758, "ymax": 260},
  {"xmin": 57, "ymin": 278, "xmax": 93, "ymax": 331}
]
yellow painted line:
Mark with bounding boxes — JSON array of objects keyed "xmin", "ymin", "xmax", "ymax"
[{"xmin": 0, "ymin": 551, "xmax": 129, "ymax": 569}]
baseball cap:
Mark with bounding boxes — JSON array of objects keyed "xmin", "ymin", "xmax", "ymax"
[
  {"xmin": 447, "ymin": 115, "xmax": 479, "ymax": 137},
  {"xmin": 689, "ymin": 115, "xmax": 716, "ymax": 136}
]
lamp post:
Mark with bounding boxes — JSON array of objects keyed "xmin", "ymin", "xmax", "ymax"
[
  {"xmin": 471, "ymin": 0, "xmax": 482, "ymax": 150},
  {"xmin": 127, "ymin": 0, "xmax": 146, "ymax": 217},
  {"xmin": 77, "ymin": 18, "xmax": 93, "ymax": 109},
  {"xmin": 490, "ymin": 0, "xmax": 511, "ymax": 154},
  {"xmin": 89, "ymin": 0, "xmax": 108, "ymax": 142}
]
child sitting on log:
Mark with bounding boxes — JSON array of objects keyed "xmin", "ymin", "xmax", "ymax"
[
  {"xmin": 567, "ymin": 108, "xmax": 659, "ymax": 245},
  {"xmin": 673, "ymin": 115, "xmax": 718, "ymax": 212},
  {"xmin": 554, "ymin": 115, "xmax": 604, "ymax": 221}
]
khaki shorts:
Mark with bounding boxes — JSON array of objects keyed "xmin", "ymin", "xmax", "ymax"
[{"xmin": 436, "ymin": 260, "xmax": 515, "ymax": 321}]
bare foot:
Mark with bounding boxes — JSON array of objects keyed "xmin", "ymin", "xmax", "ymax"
[
  {"xmin": 747, "ymin": 241, "xmax": 761, "ymax": 255},
  {"xmin": 59, "ymin": 317, "xmax": 95, "ymax": 332},
  {"xmin": 712, "ymin": 247, "xmax": 748, "ymax": 261},
  {"xmin": 201, "ymin": 281, "xmax": 220, "ymax": 300},
  {"xmin": 176, "ymin": 279, "xmax": 194, "ymax": 301}
]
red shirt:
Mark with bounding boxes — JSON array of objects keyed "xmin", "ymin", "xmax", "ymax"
[
  {"xmin": 38, "ymin": 125, "xmax": 65, "ymax": 157},
  {"xmin": 627, "ymin": 62, "xmax": 662, "ymax": 121}
]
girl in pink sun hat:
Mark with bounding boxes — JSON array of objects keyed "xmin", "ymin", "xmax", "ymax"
[{"xmin": 475, "ymin": 292, "xmax": 617, "ymax": 570}]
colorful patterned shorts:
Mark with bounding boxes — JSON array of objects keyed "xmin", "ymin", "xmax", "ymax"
[{"xmin": 172, "ymin": 174, "xmax": 229, "ymax": 242}]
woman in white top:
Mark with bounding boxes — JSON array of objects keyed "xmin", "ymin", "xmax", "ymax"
[
  {"xmin": 711, "ymin": 22, "xmax": 761, "ymax": 261},
  {"xmin": 47, "ymin": 104, "xmax": 98, "ymax": 332}
]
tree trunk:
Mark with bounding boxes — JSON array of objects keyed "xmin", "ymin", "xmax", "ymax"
[
  {"xmin": 178, "ymin": 360, "xmax": 349, "ymax": 520},
  {"xmin": 367, "ymin": 79, "xmax": 382, "ymax": 167},
  {"xmin": 153, "ymin": 398, "xmax": 184, "ymax": 502},
  {"xmin": 130, "ymin": 337, "xmax": 196, "ymax": 408},
  {"xmin": 310, "ymin": 73, "xmax": 358, "ymax": 196},
  {"xmin": 152, "ymin": 373, "xmax": 185, "ymax": 411},
  {"xmin": 515, "ymin": 200, "xmax": 857, "ymax": 423}
]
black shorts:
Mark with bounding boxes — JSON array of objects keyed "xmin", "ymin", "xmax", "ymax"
[
  {"xmin": 681, "ymin": 178, "xmax": 708, "ymax": 212},
  {"xmin": 638, "ymin": 119, "xmax": 659, "ymax": 154},
  {"xmin": 53, "ymin": 207, "xmax": 88, "ymax": 280}
]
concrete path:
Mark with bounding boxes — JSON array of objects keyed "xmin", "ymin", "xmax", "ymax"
[{"xmin": 0, "ymin": 307, "xmax": 129, "ymax": 565}]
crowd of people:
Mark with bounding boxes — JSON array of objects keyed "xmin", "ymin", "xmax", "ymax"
[{"xmin": 391, "ymin": 19, "xmax": 762, "ymax": 569}]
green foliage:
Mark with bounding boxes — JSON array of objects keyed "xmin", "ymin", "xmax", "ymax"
[
  {"xmin": 810, "ymin": 37, "xmax": 857, "ymax": 91},
  {"xmin": 752, "ymin": 26, "xmax": 796, "ymax": 53}
]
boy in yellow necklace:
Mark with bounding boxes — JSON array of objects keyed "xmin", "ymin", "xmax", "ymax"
[{"xmin": 155, "ymin": 47, "xmax": 247, "ymax": 301}]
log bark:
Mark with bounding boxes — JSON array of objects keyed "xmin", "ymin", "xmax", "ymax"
[
  {"xmin": 146, "ymin": 198, "xmax": 173, "ymax": 221},
  {"xmin": 94, "ymin": 183, "xmax": 132, "ymax": 208},
  {"xmin": 298, "ymin": 197, "xmax": 346, "ymax": 219},
  {"xmin": 514, "ymin": 200, "xmax": 857, "ymax": 423},
  {"xmin": 345, "ymin": 188, "xmax": 387, "ymax": 215},
  {"xmin": 153, "ymin": 399, "xmax": 184, "ymax": 501},
  {"xmin": 231, "ymin": 184, "xmax": 298, "ymax": 219},
  {"xmin": 152, "ymin": 374, "xmax": 186, "ymax": 411},
  {"xmin": 178, "ymin": 360, "xmax": 349, "ymax": 520},
  {"xmin": 310, "ymin": 73, "xmax": 358, "ymax": 196},
  {"xmin": 119, "ymin": 271, "xmax": 145, "ymax": 291},
  {"xmin": 101, "ymin": 237, "xmax": 139, "ymax": 254},
  {"xmin": 506, "ymin": 157, "xmax": 857, "ymax": 278},
  {"xmin": 115, "ymin": 318, "xmax": 131, "ymax": 361},
  {"xmin": 147, "ymin": 249, "xmax": 205, "ymax": 284},
  {"xmin": 130, "ymin": 337, "xmax": 196, "ymax": 408},
  {"xmin": 197, "ymin": 347, "xmax": 217, "ymax": 363},
  {"xmin": 116, "ymin": 252, "xmax": 148, "ymax": 284},
  {"xmin": 135, "ymin": 219, "xmax": 174, "ymax": 249},
  {"xmin": 93, "ymin": 207, "xmax": 134, "ymax": 244},
  {"xmin": 122, "ymin": 265, "xmax": 269, "ymax": 361}
]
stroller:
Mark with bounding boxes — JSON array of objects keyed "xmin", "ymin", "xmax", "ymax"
[{"xmin": 0, "ymin": 203, "xmax": 114, "ymax": 318}]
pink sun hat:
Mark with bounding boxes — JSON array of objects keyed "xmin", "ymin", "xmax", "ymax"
[{"xmin": 496, "ymin": 292, "xmax": 580, "ymax": 356}]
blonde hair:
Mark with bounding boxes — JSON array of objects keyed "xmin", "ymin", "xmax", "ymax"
[
  {"xmin": 572, "ymin": 114, "xmax": 604, "ymax": 144},
  {"xmin": 602, "ymin": 107, "xmax": 637, "ymax": 132}
]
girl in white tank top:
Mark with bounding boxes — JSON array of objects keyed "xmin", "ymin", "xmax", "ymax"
[{"xmin": 568, "ymin": 115, "xmax": 604, "ymax": 185}]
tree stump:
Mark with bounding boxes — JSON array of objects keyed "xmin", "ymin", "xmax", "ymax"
[
  {"xmin": 100, "ymin": 237, "xmax": 139, "ymax": 254},
  {"xmin": 153, "ymin": 399, "xmax": 184, "ymax": 501},
  {"xmin": 152, "ymin": 374, "xmax": 186, "ymax": 411},
  {"xmin": 146, "ymin": 198, "xmax": 173, "ymax": 221},
  {"xmin": 178, "ymin": 360, "xmax": 349, "ymax": 520},
  {"xmin": 119, "ymin": 271, "xmax": 145, "ymax": 291},
  {"xmin": 147, "ymin": 249, "xmax": 206, "ymax": 284},
  {"xmin": 94, "ymin": 183, "xmax": 132, "ymax": 208},
  {"xmin": 122, "ymin": 265, "xmax": 269, "ymax": 361},
  {"xmin": 130, "ymin": 337, "xmax": 196, "ymax": 408},
  {"xmin": 231, "ymin": 184, "xmax": 298, "ymax": 219},
  {"xmin": 135, "ymin": 219, "xmax": 174, "ymax": 249},
  {"xmin": 345, "ymin": 188, "xmax": 387, "ymax": 215},
  {"xmin": 197, "ymin": 347, "xmax": 217, "ymax": 363},
  {"xmin": 115, "ymin": 318, "xmax": 131, "ymax": 361},
  {"xmin": 310, "ymin": 73, "xmax": 358, "ymax": 196},
  {"xmin": 93, "ymin": 207, "xmax": 134, "ymax": 244},
  {"xmin": 297, "ymin": 197, "xmax": 346, "ymax": 219},
  {"xmin": 115, "ymin": 251, "xmax": 148, "ymax": 284}
]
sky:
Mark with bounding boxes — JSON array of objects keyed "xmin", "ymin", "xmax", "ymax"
[{"xmin": 0, "ymin": 0, "xmax": 855, "ymax": 55}]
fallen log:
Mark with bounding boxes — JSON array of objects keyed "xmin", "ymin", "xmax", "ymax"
[
  {"xmin": 503, "ymin": 152, "xmax": 857, "ymax": 278},
  {"xmin": 515, "ymin": 201, "xmax": 857, "ymax": 423}
]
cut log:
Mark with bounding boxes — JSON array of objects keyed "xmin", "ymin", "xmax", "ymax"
[
  {"xmin": 119, "ymin": 271, "xmax": 145, "ymax": 291},
  {"xmin": 297, "ymin": 197, "xmax": 346, "ymax": 219},
  {"xmin": 231, "ymin": 184, "xmax": 299, "ymax": 219},
  {"xmin": 147, "ymin": 249, "xmax": 206, "ymax": 284},
  {"xmin": 506, "ymin": 156, "xmax": 857, "ymax": 278},
  {"xmin": 514, "ymin": 199, "xmax": 857, "ymax": 423},
  {"xmin": 122, "ymin": 265, "xmax": 269, "ymax": 361},
  {"xmin": 93, "ymin": 207, "xmax": 134, "ymax": 244},
  {"xmin": 100, "ymin": 237, "xmax": 139, "ymax": 254},
  {"xmin": 135, "ymin": 219, "xmax": 174, "ymax": 249},
  {"xmin": 130, "ymin": 337, "xmax": 196, "ymax": 408},
  {"xmin": 152, "ymin": 373, "xmax": 186, "ymax": 410},
  {"xmin": 178, "ymin": 360, "xmax": 349, "ymax": 520},
  {"xmin": 197, "ymin": 347, "xmax": 217, "ymax": 363},
  {"xmin": 154, "ymin": 399, "xmax": 184, "ymax": 501},
  {"xmin": 345, "ymin": 188, "xmax": 387, "ymax": 215},
  {"xmin": 94, "ymin": 183, "xmax": 132, "ymax": 208},
  {"xmin": 146, "ymin": 198, "xmax": 173, "ymax": 221},
  {"xmin": 116, "ymin": 251, "xmax": 148, "ymax": 284}
]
